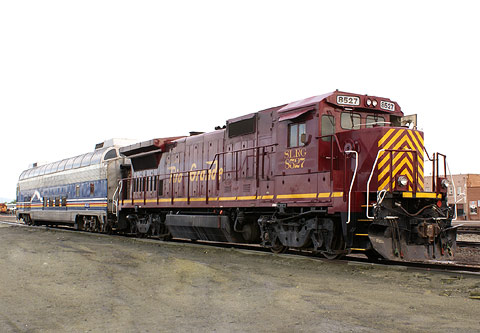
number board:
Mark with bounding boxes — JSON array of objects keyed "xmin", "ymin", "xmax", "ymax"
[
  {"xmin": 336, "ymin": 95, "xmax": 360, "ymax": 106},
  {"xmin": 380, "ymin": 100, "xmax": 395, "ymax": 112}
]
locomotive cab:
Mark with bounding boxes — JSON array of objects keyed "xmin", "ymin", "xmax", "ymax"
[{"xmin": 265, "ymin": 91, "xmax": 455, "ymax": 261}]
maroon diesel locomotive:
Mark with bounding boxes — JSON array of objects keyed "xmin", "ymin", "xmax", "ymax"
[{"xmin": 116, "ymin": 91, "xmax": 456, "ymax": 262}]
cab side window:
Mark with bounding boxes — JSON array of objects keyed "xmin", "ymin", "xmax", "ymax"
[
  {"xmin": 321, "ymin": 115, "xmax": 335, "ymax": 142},
  {"xmin": 288, "ymin": 122, "xmax": 306, "ymax": 147}
]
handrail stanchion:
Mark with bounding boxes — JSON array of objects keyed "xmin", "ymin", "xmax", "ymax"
[
  {"xmin": 345, "ymin": 151, "xmax": 358, "ymax": 224},
  {"xmin": 366, "ymin": 149, "xmax": 385, "ymax": 219}
]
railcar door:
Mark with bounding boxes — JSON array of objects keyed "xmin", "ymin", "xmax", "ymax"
[{"xmin": 256, "ymin": 110, "xmax": 276, "ymax": 200}]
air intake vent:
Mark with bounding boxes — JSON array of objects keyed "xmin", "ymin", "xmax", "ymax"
[{"xmin": 228, "ymin": 115, "xmax": 256, "ymax": 138}]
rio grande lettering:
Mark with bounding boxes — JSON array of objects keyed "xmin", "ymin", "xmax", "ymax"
[
  {"xmin": 169, "ymin": 160, "xmax": 224, "ymax": 183},
  {"xmin": 284, "ymin": 148, "xmax": 306, "ymax": 169}
]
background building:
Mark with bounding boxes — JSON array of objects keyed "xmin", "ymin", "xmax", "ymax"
[{"xmin": 425, "ymin": 174, "xmax": 480, "ymax": 220}]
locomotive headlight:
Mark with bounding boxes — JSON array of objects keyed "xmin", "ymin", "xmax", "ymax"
[
  {"xmin": 441, "ymin": 178, "xmax": 449, "ymax": 189},
  {"xmin": 366, "ymin": 99, "xmax": 372, "ymax": 106},
  {"xmin": 398, "ymin": 175, "xmax": 408, "ymax": 187},
  {"xmin": 372, "ymin": 100, "xmax": 378, "ymax": 107}
]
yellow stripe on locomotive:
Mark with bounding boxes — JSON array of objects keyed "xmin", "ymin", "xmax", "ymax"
[{"xmin": 377, "ymin": 128, "xmax": 424, "ymax": 192}]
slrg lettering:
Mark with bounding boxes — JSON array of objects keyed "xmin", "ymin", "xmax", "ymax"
[{"xmin": 284, "ymin": 148, "xmax": 306, "ymax": 169}]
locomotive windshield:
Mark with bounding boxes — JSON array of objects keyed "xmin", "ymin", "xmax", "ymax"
[
  {"xmin": 365, "ymin": 115, "xmax": 386, "ymax": 128},
  {"xmin": 340, "ymin": 112, "xmax": 361, "ymax": 130}
]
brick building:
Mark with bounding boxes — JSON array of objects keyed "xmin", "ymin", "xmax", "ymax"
[{"xmin": 425, "ymin": 174, "xmax": 480, "ymax": 220}]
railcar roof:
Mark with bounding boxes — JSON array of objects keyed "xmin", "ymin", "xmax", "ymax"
[
  {"xmin": 19, "ymin": 147, "xmax": 115, "ymax": 181},
  {"xmin": 278, "ymin": 92, "xmax": 335, "ymax": 113},
  {"xmin": 278, "ymin": 91, "xmax": 402, "ymax": 116}
]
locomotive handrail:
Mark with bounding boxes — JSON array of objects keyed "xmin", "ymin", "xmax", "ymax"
[
  {"xmin": 317, "ymin": 134, "xmax": 344, "ymax": 153},
  {"xmin": 366, "ymin": 149, "xmax": 385, "ymax": 219},
  {"xmin": 112, "ymin": 180, "xmax": 122, "ymax": 216},
  {"xmin": 430, "ymin": 156, "xmax": 455, "ymax": 221},
  {"xmin": 209, "ymin": 143, "xmax": 278, "ymax": 191},
  {"xmin": 424, "ymin": 148, "xmax": 448, "ymax": 194},
  {"xmin": 118, "ymin": 143, "xmax": 278, "ymax": 206},
  {"xmin": 317, "ymin": 133, "xmax": 358, "ymax": 221},
  {"xmin": 446, "ymin": 161, "xmax": 458, "ymax": 221},
  {"xmin": 345, "ymin": 150, "xmax": 358, "ymax": 224}
]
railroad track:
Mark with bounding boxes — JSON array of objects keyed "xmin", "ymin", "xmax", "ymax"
[
  {"xmin": 2, "ymin": 219, "xmax": 479, "ymax": 274},
  {"xmin": 457, "ymin": 241, "xmax": 480, "ymax": 248},
  {"xmin": 457, "ymin": 228, "xmax": 480, "ymax": 235}
]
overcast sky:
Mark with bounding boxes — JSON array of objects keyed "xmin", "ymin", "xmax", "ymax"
[{"xmin": 1, "ymin": 0, "xmax": 479, "ymax": 200}]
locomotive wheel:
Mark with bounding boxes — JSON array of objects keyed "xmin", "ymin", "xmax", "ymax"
[
  {"xmin": 241, "ymin": 223, "xmax": 260, "ymax": 243},
  {"xmin": 136, "ymin": 227, "xmax": 147, "ymax": 238},
  {"xmin": 271, "ymin": 240, "xmax": 288, "ymax": 254},
  {"xmin": 322, "ymin": 251, "xmax": 343, "ymax": 260}
]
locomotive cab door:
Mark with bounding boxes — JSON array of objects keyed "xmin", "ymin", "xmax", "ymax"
[
  {"xmin": 274, "ymin": 108, "xmax": 319, "ymax": 201},
  {"xmin": 317, "ymin": 109, "xmax": 346, "ymax": 200}
]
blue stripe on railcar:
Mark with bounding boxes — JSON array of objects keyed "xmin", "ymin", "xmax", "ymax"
[{"xmin": 16, "ymin": 179, "xmax": 108, "ymax": 213}]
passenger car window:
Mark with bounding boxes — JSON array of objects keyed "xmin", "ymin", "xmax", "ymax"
[
  {"xmin": 65, "ymin": 158, "xmax": 75, "ymax": 170},
  {"xmin": 288, "ymin": 123, "xmax": 306, "ymax": 147},
  {"xmin": 103, "ymin": 149, "xmax": 117, "ymax": 161},
  {"xmin": 44, "ymin": 163, "xmax": 55, "ymax": 175},
  {"xmin": 57, "ymin": 159, "xmax": 68, "ymax": 172},
  {"xmin": 341, "ymin": 112, "xmax": 361, "ymax": 130},
  {"xmin": 321, "ymin": 115, "xmax": 335, "ymax": 142},
  {"xmin": 80, "ymin": 153, "xmax": 94, "ymax": 167},
  {"xmin": 32, "ymin": 167, "xmax": 41, "ymax": 177},
  {"xmin": 51, "ymin": 161, "xmax": 61, "ymax": 173},
  {"xmin": 90, "ymin": 149, "xmax": 105, "ymax": 165},
  {"xmin": 72, "ymin": 155, "xmax": 84, "ymax": 169}
]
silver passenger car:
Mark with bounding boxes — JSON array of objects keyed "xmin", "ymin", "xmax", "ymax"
[{"xmin": 16, "ymin": 139, "xmax": 132, "ymax": 231}]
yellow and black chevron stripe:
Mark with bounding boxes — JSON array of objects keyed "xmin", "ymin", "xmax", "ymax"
[{"xmin": 377, "ymin": 128, "xmax": 424, "ymax": 192}]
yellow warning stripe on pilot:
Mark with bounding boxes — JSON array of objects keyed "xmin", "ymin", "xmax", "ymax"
[{"xmin": 402, "ymin": 192, "xmax": 441, "ymax": 199}]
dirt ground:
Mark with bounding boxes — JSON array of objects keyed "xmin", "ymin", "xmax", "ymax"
[{"xmin": 1, "ymin": 222, "xmax": 480, "ymax": 332}]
